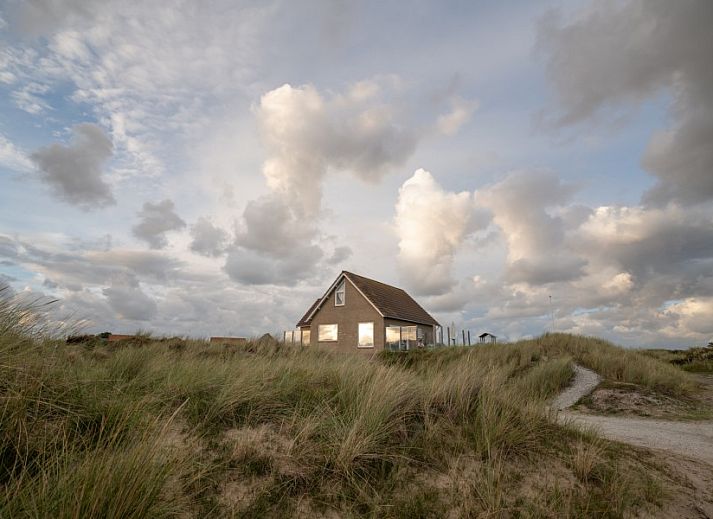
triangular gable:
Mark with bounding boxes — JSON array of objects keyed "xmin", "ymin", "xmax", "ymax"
[{"xmin": 297, "ymin": 271, "xmax": 439, "ymax": 327}]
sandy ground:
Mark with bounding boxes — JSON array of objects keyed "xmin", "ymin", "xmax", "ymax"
[
  {"xmin": 555, "ymin": 364, "xmax": 713, "ymax": 517},
  {"xmin": 551, "ymin": 364, "xmax": 601, "ymax": 411},
  {"xmin": 555, "ymin": 364, "xmax": 713, "ymax": 464}
]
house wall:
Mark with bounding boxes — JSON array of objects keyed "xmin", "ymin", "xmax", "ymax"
[{"xmin": 307, "ymin": 279, "xmax": 384, "ymax": 354}]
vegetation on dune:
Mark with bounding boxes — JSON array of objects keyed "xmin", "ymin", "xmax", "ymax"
[
  {"xmin": 641, "ymin": 346, "xmax": 713, "ymax": 374},
  {"xmin": 0, "ymin": 296, "xmax": 695, "ymax": 517}
]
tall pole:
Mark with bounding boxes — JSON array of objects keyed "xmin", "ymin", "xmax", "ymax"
[{"xmin": 549, "ymin": 295, "xmax": 555, "ymax": 333}]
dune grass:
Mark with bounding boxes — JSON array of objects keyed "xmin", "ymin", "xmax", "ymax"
[{"xmin": 0, "ymin": 300, "xmax": 693, "ymax": 517}]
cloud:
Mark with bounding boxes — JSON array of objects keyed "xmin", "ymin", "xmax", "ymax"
[
  {"xmin": 30, "ymin": 123, "xmax": 115, "ymax": 209},
  {"xmin": 233, "ymin": 80, "xmax": 420, "ymax": 285},
  {"xmin": 395, "ymin": 169, "xmax": 483, "ymax": 295},
  {"xmin": 11, "ymin": 82, "xmax": 51, "ymax": 114},
  {"xmin": 436, "ymin": 96, "xmax": 478, "ymax": 136},
  {"xmin": 256, "ymin": 82, "xmax": 418, "ymax": 218},
  {"xmin": 102, "ymin": 281, "xmax": 157, "ymax": 321},
  {"xmin": 0, "ymin": 133, "xmax": 33, "ymax": 172},
  {"xmin": 538, "ymin": 0, "xmax": 713, "ymax": 206},
  {"xmin": 132, "ymin": 199, "xmax": 186, "ymax": 249},
  {"xmin": 189, "ymin": 217, "xmax": 229, "ymax": 257},
  {"xmin": 224, "ymin": 244, "xmax": 323, "ymax": 286},
  {"xmin": 327, "ymin": 246, "xmax": 352, "ymax": 266},
  {"xmin": 479, "ymin": 170, "xmax": 585, "ymax": 285}
]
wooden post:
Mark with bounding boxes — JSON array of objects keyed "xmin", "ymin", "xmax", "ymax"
[
  {"xmin": 467, "ymin": 330, "xmax": 471, "ymax": 346},
  {"xmin": 462, "ymin": 330, "xmax": 465, "ymax": 346}
]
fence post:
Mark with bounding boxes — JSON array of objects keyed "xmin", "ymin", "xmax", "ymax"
[{"xmin": 467, "ymin": 330, "xmax": 471, "ymax": 346}]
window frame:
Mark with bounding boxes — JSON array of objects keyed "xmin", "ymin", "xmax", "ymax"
[
  {"xmin": 318, "ymin": 323, "xmax": 338, "ymax": 342},
  {"xmin": 335, "ymin": 280, "xmax": 345, "ymax": 307},
  {"xmin": 357, "ymin": 321, "xmax": 374, "ymax": 348}
]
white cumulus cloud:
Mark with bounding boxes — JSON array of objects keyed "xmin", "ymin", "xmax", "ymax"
[{"xmin": 395, "ymin": 169, "xmax": 482, "ymax": 296}]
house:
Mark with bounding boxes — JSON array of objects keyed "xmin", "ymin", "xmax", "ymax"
[
  {"xmin": 296, "ymin": 271, "xmax": 440, "ymax": 353},
  {"xmin": 478, "ymin": 332, "xmax": 497, "ymax": 344}
]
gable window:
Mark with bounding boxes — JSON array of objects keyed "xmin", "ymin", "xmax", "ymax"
[
  {"xmin": 335, "ymin": 280, "xmax": 345, "ymax": 306},
  {"xmin": 318, "ymin": 324, "xmax": 338, "ymax": 341},
  {"xmin": 358, "ymin": 322, "xmax": 374, "ymax": 348}
]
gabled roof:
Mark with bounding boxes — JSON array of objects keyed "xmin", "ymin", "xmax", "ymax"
[
  {"xmin": 297, "ymin": 271, "xmax": 440, "ymax": 327},
  {"xmin": 297, "ymin": 298, "xmax": 321, "ymax": 327}
]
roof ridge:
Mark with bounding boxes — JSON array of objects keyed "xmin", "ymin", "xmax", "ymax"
[{"xmin": 343, "ymin": 271, "xmax": 406, "ymax": 293}]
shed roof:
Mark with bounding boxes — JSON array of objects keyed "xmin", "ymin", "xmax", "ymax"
[{"xmin": 297, "ymin": 271, "xmax": 440, "ymax": 327}]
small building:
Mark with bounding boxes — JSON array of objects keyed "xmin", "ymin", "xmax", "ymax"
[
  {"xmin": 296, "ymin": 271, "xmax": 440, "ymax": 353},
  {"xmin": 478, "ymin": 332, "xmax": 497, "ymax": 344}
]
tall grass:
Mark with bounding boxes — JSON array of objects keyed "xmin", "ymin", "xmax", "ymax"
[{"xmin": 0, "ymin": 296, "xmax": 685, "ymax": 517}]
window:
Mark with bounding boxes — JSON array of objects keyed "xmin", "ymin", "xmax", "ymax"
[
  {"xmin": 386, "ymin": 326, "xmax": 401, "ymax": 351},
  {"xmin": 318, "ymin": 324, "xmax": 338, "ymax": 341},
  {"xmin": 301, "ymin": 329, "xmax": 311, "ymax": 345},
  {"xmin": 335, "ymin": 280, "xmax": 345, "ymax": 306},
  {"xmin": 385, "ymin": 325, "xmax": 419, "ymax": 351},
  {"xmin": 402, "ymin": 326, "xmax": 417, "ymax": 351},
  {"xmin": 358, "ymin": 322, "xmax": 374, "ymax": 348}
]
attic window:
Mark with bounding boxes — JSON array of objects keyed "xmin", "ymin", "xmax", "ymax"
[{"xmin": 335, "ymin": 280, "xmax": 345, "ymax": 306}]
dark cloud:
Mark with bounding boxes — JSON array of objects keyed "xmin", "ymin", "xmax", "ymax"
[
  {"xmin": 539, "ymin": 0, "xmax": 713, "ymax": 206},
  {"xmin": 132, "ymin": 199, "xmax": 186, "ymax": 249},
  {"xmin": 189, "ymin": 217, "xmax": 229, "ymax": 257},
  {"xmin": 30, "ymin": 123, "xmax": 115, "ymax": 209}
]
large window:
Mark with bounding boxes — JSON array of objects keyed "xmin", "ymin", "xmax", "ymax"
[
  {"xmin": 386, "ymin": 326, "xmax": 401, "ymax": 351},
  {"xmin": 318, "ymin": 324, "xmax": 338, "ymax": 342},
  {"xmin": 335, "ymin": 280, "xmax": 345, "ymax": 306},
  {"xmin": 386, "ymin": 325, "xmax": 419, "ymax": 351},
  {"xmin": 358, "ymin": 322, "xmax": 374, "ymax": 348},
  {"xmin": 301, "ymin": 329, "xmax": 311, "ymax": 345}
]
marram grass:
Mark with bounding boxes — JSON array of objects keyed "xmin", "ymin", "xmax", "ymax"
[{"xmin": 0, "ymin": 299, "xmax": 693, "ymax": 517}]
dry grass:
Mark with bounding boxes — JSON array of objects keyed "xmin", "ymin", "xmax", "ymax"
[{"xmin": 0, "ymin": 294, "xmax": 693, "ymax": 517}]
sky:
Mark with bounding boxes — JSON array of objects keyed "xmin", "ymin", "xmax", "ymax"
[{"xmin": 1, "ymin": 0, "xmax": 712, "ymax": 347}]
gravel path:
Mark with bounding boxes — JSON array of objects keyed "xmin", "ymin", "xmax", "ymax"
[
  {"xmin": 551, "ymin": 364, "xmax": 601, "ymax": 411},
  {"xmin": 564, "ymin": 414, "xmax": 713, "ymax": 465},
  {"xmin": 554, "ymin": 363, "xmax": 713, "ymax": 465}
]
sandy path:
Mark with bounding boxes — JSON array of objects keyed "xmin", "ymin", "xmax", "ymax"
[
  {"xmin": 551, "ymin": 364, "xmax": 601, "ymax": 411},
  {"xmin": 555, "ymin": 364, "xmax": 713, "ymax": 465}
]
